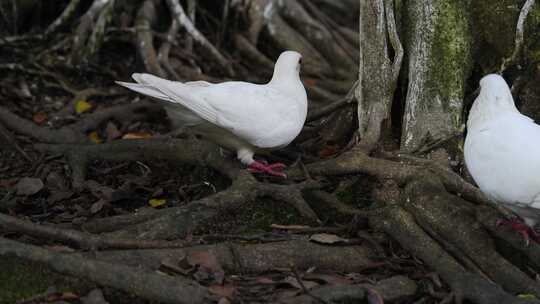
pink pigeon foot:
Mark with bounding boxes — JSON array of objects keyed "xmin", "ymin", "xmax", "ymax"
[
  {"xmin": 496, "ymin": 219, "xmax": 540, "ymax": 245},
  {"xmin": 248, "ymin": 160, "xmax": 287, "ymax": 178}
]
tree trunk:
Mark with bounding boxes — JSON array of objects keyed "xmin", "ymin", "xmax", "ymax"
[{"xmin": 400, "ymin": 0, "xmax": 472, "ymax": 152}]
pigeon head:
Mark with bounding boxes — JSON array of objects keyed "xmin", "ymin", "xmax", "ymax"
[
  {"xmin": 467, "ymin": 74, "xmax": 519, "ymax": 130},
  {"xmin": 268, "ymin": 51, "xmax": 306, "ymax": 103},
  {"xmin": 271, "ymin": 51, "xmax": 303, "ymax": 82}
]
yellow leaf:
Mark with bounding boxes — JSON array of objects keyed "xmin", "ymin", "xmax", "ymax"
[
  {"xmin": 88, "ymin": 131, "xmax": 102, "ymax": 143},
  {"xmin": 75, "ymin": 100, "xmax": 93, "ymax": 114},
  {"xmin": 149, "ymin": 199, "xmax": 166, "ymax": 207},
  {"xmin": 518, "ymin": 294, "xmax": 537, "ymax": 299}
]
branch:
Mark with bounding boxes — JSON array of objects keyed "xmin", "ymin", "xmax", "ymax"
[
  {"xmin": 136, "ymin": 0, "xmax": 167, "ymax": 77},
  {"xmin": 70, "ymin": 0, "xmax": 112, "ymax": 64},
  {"xmin": 158, "ymin": 18, "xmax": 181, "ymax": 80},
  {"xmin": 165, "ymin": 0, "xmax": 235, "ymax": 76},
  {"xmin": 44, "ymin": 0, "xmax": 81, "ymax": 36},
  {"xmin": 499, "ymin": 0, "xmax": 536, "ymax": 73}
]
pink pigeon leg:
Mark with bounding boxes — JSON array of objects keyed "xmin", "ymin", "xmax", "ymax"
[
  {"xmin": 248, "ymin": 160, "xmax": 287, "ymax": 178},
  {"xmin": 496, "ymin": 219, "xmax": 540, "ymax": 245}
]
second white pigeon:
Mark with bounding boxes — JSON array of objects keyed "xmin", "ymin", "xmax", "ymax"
[
  {"xmin": 464, "ymin": 73, "xmax": 540, "ymax": 242},
  {"xmin": 116, "ymin": 51, "xmax": 307, "ymax": 177}
]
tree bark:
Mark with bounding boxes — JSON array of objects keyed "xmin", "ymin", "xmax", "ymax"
[{"xmin": 400, "ymin": 0, "xmax": 472, "ymax": 152}]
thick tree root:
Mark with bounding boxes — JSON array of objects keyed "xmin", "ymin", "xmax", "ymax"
[
  {"xmin": 83, "ymin": 239, "xmax": 374, "ymax": 273},
  {"xmin": 285, "ymin": 275, "xmax": 417, "ymax": 304},
  {"xmin": 0, "ymin": 102, "xmax": 158, "ymax": 144},
  {"xmin": 36, "ymin": 138, "xmax": 320, "ymax": 239},
  {"xmin": 405, "ymin": 174, "xmax": 540, "ymax": 297},
  {"xmin": 0, "ymin": 237, "xmax": 212, "ymax": 304},
  {"xmin": 371, "ymin": 206, "xmax": 538, "ymax": 304}
]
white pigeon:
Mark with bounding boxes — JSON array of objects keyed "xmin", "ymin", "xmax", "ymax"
[
  {"xmin": 116, "ymin": 51, "xmax": 307, "ymax": 177},
  {"xmin": 464, "ymin": 73, "xmax": 540, "ymax": 241}
]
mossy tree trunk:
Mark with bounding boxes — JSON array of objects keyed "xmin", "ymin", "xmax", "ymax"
[{"xmin": 400, "ymin": 0, "xmax": 472, "ymax": 152}]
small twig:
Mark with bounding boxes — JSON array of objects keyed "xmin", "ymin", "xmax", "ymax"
[
  {"xmin": 499, "ymin": 0, "xmax": 536, "ymax": 73},
  {"xmin": 291, "ymin": 265, "xmax": 329, "ymax": 304},
  {"xmin": 307, "ymin": 80, "xmax": 358, "ymax": 122},
  {"xmin": 186, "ymin": 0, "xmax": 196, "ymax": 51},
  {"xmin": 0, "ymin": 121, "xmax": 32, "ymax": 162},
  {"xmin": 45, "ymin": 0, "xmax": 81, "ymax": 36},
  {"xmin": 158, "ymin": 19, "xmax": 181, "ymax": 80}
]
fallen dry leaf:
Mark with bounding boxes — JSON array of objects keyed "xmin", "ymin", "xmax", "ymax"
[
  {"xmin": 88, "ymin": 131, "xmax": 102, "ymax": 143},
  {"xmin": 270, "ymin": 224, "xmax": 311, "ymax": 230},
  {"xmin": 187, "ymin": 251, "xmax": 225, "ymax": 284},
  {"xmin": 217, "ymin": 298, "xmax": 231, "ymax": 304},
  {"xmin": 159, "ymin": 255, "xmax": 191, "ymax": 275},
  {"xmin": 122, "ymin": 132, "xmax": 152, "ymax": 139},
  {"xmin": 303, "ymin": 273, "xmax": 352, "ymax": 285},
  {"xmin": 318, "ymin": 144, "xmax": 340, "ymax": 159},
  {"xmin": 32, "ymin": 112, "xmax": 47, "ymax": 124},
  {"xmin": 366, "ymin": 287, "xmax": 384, "ymax": 304},
  {"xmin": 75, "ymin": 100, "xmax": 93, "ymax": 114},
  {"xmin": 47, "ymin": 190, "xmax": 74, "ymax": 204},
  {"xmin": 105, "ymin": 121, "xmax": 122, "ymax": 140},
  {"xmin": 309, "ymin": 233, "xmax": 347, "ymax": 245},
  {"xmin": 282, "ymin": 276, "xmax": 319, "ymax": 290},
  {"xmin": 90, "ymin": 199, "xmax": 105, "ymax": 214},
  {"xmin": 149, "ymin": 198, "xmax": 166, "ymax": 208},
  {"xmin": 15, "ymin": 177, "xmax": 44, "ymax": 196},
  {"xmin": 208, "ymin": 284, "xmax": 235, "ymax": 298}
]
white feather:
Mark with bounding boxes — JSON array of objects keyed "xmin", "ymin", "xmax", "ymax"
[
  {"xmin": 115, "ymin": 50, "xmax": 307, "ymax": 165},
  {"xmin": 464, "ymin": 74, "xmax": 540, "ymax": 225}
]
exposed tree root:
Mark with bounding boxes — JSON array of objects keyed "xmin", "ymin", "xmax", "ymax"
[
  {"xmin": 0, "ymin": 102, "xmax": 158, "ymax": 144},
  {"xmin": 166, "ymin": 0, "xmax": 235, "ymax": 76},
  {"xmin": 83, "ymin": 239, "xmax": 374, "ymax": 274},
  {"xmin": 0, "ymin": 237, "xmax": 212, "ymax": 304},
  {"xmin": 285, "ymin": 275, "xmax": 417, "ymax": 304},
  {"xmin": 370, "ymin": 186, "xmax": 538, "ymax": 304},
  {"xmin": 36, "ymin": 138, "xmax": 320, "ymax": 239},
  {"xmin": 136, "ymin": 0, "xmax": 167, "ymax": 77}
]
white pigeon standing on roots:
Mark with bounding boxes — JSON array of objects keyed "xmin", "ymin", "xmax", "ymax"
[
  {"xmin": 465, "ymin": 73, "xmax": 540, "ymax": 243},
  {"xmin": 116, "ymin": 51, "xmax": 307, "ymax": 177}
]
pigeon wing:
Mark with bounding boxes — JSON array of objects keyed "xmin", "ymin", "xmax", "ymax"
[{"xmin": 135, "ymin": 74, "xmax": 302, "ymax": 148}]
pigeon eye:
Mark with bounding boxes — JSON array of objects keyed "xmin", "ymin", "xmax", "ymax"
[{"xmin": 299, "ymin": 58, "xmax": 302, "ymax": 65}]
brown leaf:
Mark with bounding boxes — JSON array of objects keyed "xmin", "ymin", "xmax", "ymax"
[
  {"xmin": 255, "ymin": 277, "xmax": 277, "ymax": 284},
  {"xmin": 188, "ymin": 251, "xmax": 225, "ymax": 284},
  {"xmin": 105, "ymin": 121, "xmax": 122, "ymax": 140},
  {"xmin": 303, "ymin": 273, "xmax": 352, "ymax": 285},
  {"xmin": 309, "ymin": 233, "xmax": 347, "ymax": 245},
  {"xmin": 15, "ymin": 177, "xmax": 44, "ymax": 196},
  {"xmin": 217, "ymin": 298, "xmax": 231, "ymax": 304},
  {"xmin": 366, "ymin": 287, "xmax": 384, "ymax": 304},
  {"xmin": 208, "ymin": 284, "xmax": 235, "ymax": 298},
  {"xmin": 160, "ymin": 256, "xmax": 192, "ymax": 275},
  {"xmin": 90, "ymin": 199, "xmax": 105, "ymax": 214},
  {"xmin": 283, "ymin": 276, "xmax": 319, "ymax": 290},
  {"xmin": 318, "ymin": 144, "xmax": 340, "ymax": 159},
  {"xmin": 47, "ymin": 191, "xmax": 74, "ymax": 204},
  {"xmin": 270, "ymin": 224, "xmax": 311, "ymax": 230},
  {"xmin": 122, "ymin": 132, "xmax": 152, "ymax": 139},
  {"xmin": 32, "ymin": 112, "xmax": 47, "ymax": 124}
]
